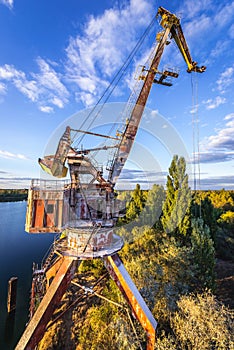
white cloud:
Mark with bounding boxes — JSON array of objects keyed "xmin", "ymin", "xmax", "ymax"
[
  {"xmin": 14, "ymin": 78, "xmax": 39, "ymax": 102},
  {"xmin": 224, "ymin": 113, "xmax": 234, "ymax": 120},
  {"xmin": 198, "ymin": 113, "xmax": 234, "ymax": 163},
  {"xmin": 50, "ymin": 96, "xmax": 64, "ymax": 108},
  {"xmin": 0, "ymin": 82, "xmax": 7, "ymax": 94},
  {"xmin": 208, "ymin": 116, "xmax": 234, "ymax": 150},
  {"xmin": 0, "ymin": 0, "xmax": 13, "ymax": 9},
  {"xmin": 0, "ymin": 59, "xmax": 69, "ymax": 111},
  {"xmin": 34, "ymin": 58, "xmax": 69, "ymax": 102},
  {"xmin": 0, "ymin": 178, "xmax": 31, "ymax": 189},
  {"xmin": 204, "ymin": 96, "xmax": 226, "ymax": 110},
  {"xmin": 184, "ymin": 14, "xmax": 211, "ymax": 40},
  {"xmin": 0, "ymin": 150, "xmax": 29, "ymax": 160},
  {"xmin": 0, "ymin": 64, "xmax": 24, "ymax": 80},
  {"xmin": 76, "ymin": 92, "xmax": 97, "ymax": 107},
  {"xmin": 209, "ymin": 40, "xmax": 230, "ymax": 60},
  {"xmin": 214, "ymin": 1, "xmax": 234, "ymax": 28},
  {"xmin": 39, "ymin": 106, "xmax": 54, "ymax": 113},
  {"xmin": 182, "ymin": 0, "xmax": 212, "ymax": 19},
  {"xmin": 194, "ymin": 151, "xmax": 234, "ymax": 164},
  {"xmin": 65, "ymin": 0, "xmax": 153, "ymax": 106},
  {"xmin": 216, "ymin": 65, "xmax": 234, "ymax": 93}
]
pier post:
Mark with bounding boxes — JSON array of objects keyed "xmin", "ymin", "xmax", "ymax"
[{"xmin": 7, "ymin": 277, "xmax": 18, "ymax": 313}]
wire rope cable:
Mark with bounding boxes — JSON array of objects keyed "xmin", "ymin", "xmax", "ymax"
[
  {"xmin": 191, "ymin": 72, "xmax": 201, "ymax": 216},
  {"xmin": 71, "ymin": 15, "xmax": 158, "ymax": 149},
  {"xmin": 191, "ymin": 73, "xmax": 197, "ymax": 192}
]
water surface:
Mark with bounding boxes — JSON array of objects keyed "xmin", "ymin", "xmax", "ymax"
[{"xmin": 0, "ymin": 201, "xmax": 54, "ymax": 349}]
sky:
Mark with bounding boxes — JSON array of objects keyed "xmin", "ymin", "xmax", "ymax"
[{"xmin": 0, "ymin": 0, "xmax": 233, "ymax": 190}]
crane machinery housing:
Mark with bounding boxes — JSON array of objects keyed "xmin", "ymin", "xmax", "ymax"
[{"xmin": 16, "ymin": 7, "xmax": 205, "ymax": 350}]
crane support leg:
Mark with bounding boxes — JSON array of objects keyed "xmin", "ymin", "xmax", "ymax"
[
  {"xmin": 104, "ymin": 254, "xmax": 157, "ymax": 350},
  {"xmin": 15, "ymin": 256, "xmax": 77, "ymax": 350}
]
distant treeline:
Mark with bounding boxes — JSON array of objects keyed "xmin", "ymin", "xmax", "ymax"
[
  {"xmin": 0, "ymin": 187, "xmax": 234, "ymax": 205},
  {"xmin": 0, "ymin": 189, "xmax": 28, "ymax": 202}
]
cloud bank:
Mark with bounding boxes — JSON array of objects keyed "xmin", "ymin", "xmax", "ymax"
[{"xmin": 196, "ymin": 113, "xmax": 234, "ymax": 164}]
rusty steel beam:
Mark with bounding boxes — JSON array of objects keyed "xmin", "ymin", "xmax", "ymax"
[
  {"xmin": 104, "ymin": 253, "xmax": 157, "ymax": 350},
  {"xmin": 109, "ymin": 26, "xmax": 171, "ymax": 186},
  {"xmin": 15, "ymin": 256, "xmax": 77, "ymax": 350},
  {"xmin": 45, "ymin": 256, "xmax": 64, "ymax": 289},
  {"xmin": 7, "ymin": 277, "xmax": 18, "ymax": 313}
]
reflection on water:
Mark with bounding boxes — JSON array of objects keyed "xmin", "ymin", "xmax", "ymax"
[{"xmin": 0, "ymin": 201, "xmax": 55, "ymax": 350}]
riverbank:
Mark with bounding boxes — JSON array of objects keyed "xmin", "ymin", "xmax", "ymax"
[{"xmin": 0, "ymin": 189, "xmax": 28, "ymax": 202}]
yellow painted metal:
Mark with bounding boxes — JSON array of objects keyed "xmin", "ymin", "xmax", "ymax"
[
  {"xmin": 104, "ymin": 254, "xmax": 157, "ymax": 350},
  {"xmin": 157, "ymin": 7, "xmax": 206, "ymax": 73}
]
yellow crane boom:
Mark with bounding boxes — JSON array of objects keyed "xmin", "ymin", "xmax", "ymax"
[{"xmin": 108, "ymin": 6, "xmax": 206, "ymax": 186}]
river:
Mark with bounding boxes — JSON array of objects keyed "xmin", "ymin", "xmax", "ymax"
[{"xmin": 0, "ymin": 201, "xmax": 55, "ymax": 349}]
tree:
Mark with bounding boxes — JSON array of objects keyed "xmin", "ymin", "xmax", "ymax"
[
  {"xmin": 143, "ymin": 184, "xmax": 165, "ymax": 227},
  {"xmin": 126, "ymin": 184, "xmax": 145, "ymax": 221},
  {"xmin": 218, "ymin": 210, "xmax": 234, "ymax": 228},
  {"xmin": 192, "ymin": 196, "xmax": 217, "ymax": 244},
  {"xmin": 161, "ymin": 155, "xmax": 191, "ymax": 237},
  {"xmin": 190, "ymin": 218, "xmax": 215, "ymax": 290},
  {"xmin": 209, "ymin": 189, "xmax": 234, "ymax": 211}
]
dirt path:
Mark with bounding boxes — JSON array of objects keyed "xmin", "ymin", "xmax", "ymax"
[{"xmin": 215, "ymin": 259, "xmax": 234, "ymax": 309}]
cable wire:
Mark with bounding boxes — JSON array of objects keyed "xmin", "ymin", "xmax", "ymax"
[
  {"xmin": 191, "ymin": 72, "xmax": 202, "ymax": 216},
  {"xmin": 71, "ymin": 15, "xmax": 158, "ymax": 149}
]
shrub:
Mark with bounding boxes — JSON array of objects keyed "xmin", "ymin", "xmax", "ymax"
[{"xmin": 171, "ymin": 291, "xmax": 234, "ymax": 350}]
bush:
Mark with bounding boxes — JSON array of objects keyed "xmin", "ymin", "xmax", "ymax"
[
  {"xmin": 216, "ymin": 227, "xmax": 234, "ymax": 262},
  {"xmin": 218, "ymin": 211, "xmax": 234, "ymax": 229},
  {"xmin": 171, "ymin": 291, "xmax": 234, "ymax": 350}
]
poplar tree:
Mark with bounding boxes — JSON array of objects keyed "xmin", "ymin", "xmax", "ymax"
[
  {"xmin": 161, "ymin": 155, "xmax": 191, "ymax": 237},
  {"xmin": 126, "ymin": 183, "xmax": 145, "ymax": 221},
  {"xmin": 144, "ymin": 184, "xmax": 165, "ymax": 227}
]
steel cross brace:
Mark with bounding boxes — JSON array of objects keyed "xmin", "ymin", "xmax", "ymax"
[
  {"xmin": 15, "ymin": 256, "xmax": 77, "ymax": 350},
  {"xmin": 15, "ymin": 253, "xmax": 156, "ymax": 349},
  {"xmin": 104, "ymin": 253, "xmax": 157, "ymax": 350}
]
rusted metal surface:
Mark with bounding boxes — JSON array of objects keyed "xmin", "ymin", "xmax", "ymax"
[
  {"xmin": 25, "ymin": 180, "xmax": 125, "ymax": 234},
  {"xmin": 15, "ymin": 256, "xmax": 77, "ymax": 350},
  {"xmin": 108, "ymin": 26, "xmax": 171, "ymax": 185},
  {"xmin": 104, "ymin": 253, "xmax": 157, "ymax": 350},
  {"xmin": 38, "ymin": 126, "xmax": 70, "ymax": 178},
  {"xmin": 7, "ymin": 277, "xmax": 18, "ymax": 313},
  {"xmin": 45, "ymin": 257, "xmax": 64, "ymax": 289},
  {"xmin": 54, "ymin": 232, "xmax": 124, "ymax": 259}
]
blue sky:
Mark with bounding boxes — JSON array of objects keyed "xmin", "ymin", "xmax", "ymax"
[{"xmin": 0, "ymin": 0, "xmax": 233, "ymax": 189}]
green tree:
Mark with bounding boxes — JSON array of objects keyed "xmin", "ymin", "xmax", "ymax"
[
  {"xmin": 161, "ymin": 155, "xmax": 191, "ymax": 237},
  {"xmin": 126, "ymin": 184, "xmax": 145, "ymax": 221},
  {"xmin": 218, "ymin": 210, "xmax": 234, "ymax": 228},
  {"xmin": 143, "ymin": 184, "xmax": 165, "ymax": 227},
  {"xmin": 190, "ymin": 218, "xmax": 215, "ymax": 290},
  {"xmin": 209, "ymin": 189, "xmax": 234, "ymax": 211},
  {"xmin": 192, "ymin": 196, "xmax": 217, "ymax": 244}
]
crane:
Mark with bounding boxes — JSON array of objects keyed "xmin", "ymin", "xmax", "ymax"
[{"xmin": 18, "ymin": 7, "xmax": 205, "ymax": 350}]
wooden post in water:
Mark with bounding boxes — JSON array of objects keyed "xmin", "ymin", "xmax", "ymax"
[{"xmin": 7, "ymin": 277, "xmax": 18, "ymax": 313}]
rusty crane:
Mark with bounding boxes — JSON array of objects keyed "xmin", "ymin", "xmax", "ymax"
[{"xmin": 16, "ymin": 7, "xmax": 205, "ymax": 350}]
